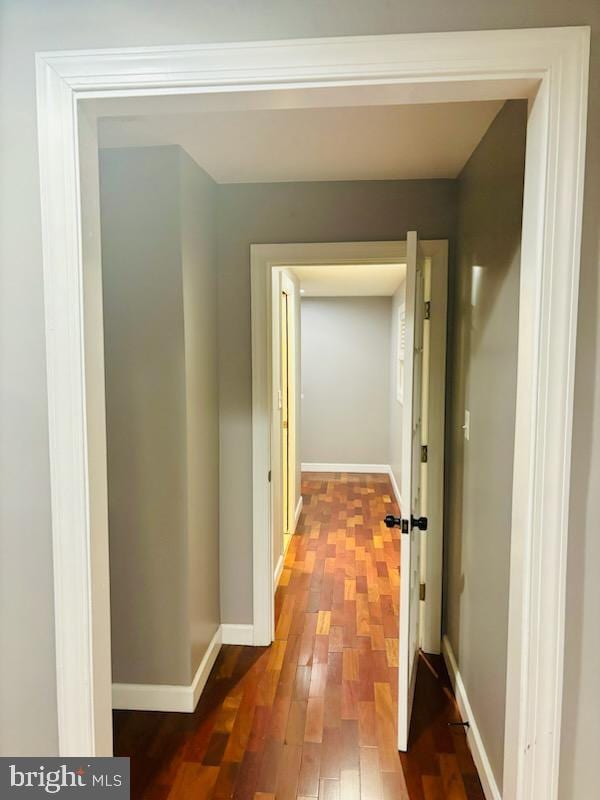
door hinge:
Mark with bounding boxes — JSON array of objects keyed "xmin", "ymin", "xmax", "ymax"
[
  {"xmin": 419, "ymin": 583, "xmax": 426, "ymax": 601},
  {"xmin": 421, "ymin": 445, "xmax": 428, "ymax": 463},
  {"xmin": 424, "ymin": 300, "xmax": 431, "ymax": 320},
  {"xmin": 268, "ymin": 470, "xmax": 272, "ymax": 483}
]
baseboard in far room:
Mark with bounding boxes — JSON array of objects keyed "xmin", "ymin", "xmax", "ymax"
[
  {"xmin": 112, "ymin": 626, "xmax": 222, "ymax": 713},
  {"xmin": 301, "ymin": 462, "xmax": 391, "ymax": 474},
  {"xmin": 442, "ymin": 636, "xmax": 502, "ymax": 800},
  {"xmin": 386, "ymin": 467, "xmax": 403, "ymax": 511}
]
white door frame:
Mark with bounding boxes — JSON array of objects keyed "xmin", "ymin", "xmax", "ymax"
[
  {"xmin": 251, "ymin": 240, "xmax": 447, "ymax": 650},
  {"xmin": 36, "ymin": 28, "xmax": 589, "ymax": 800}
]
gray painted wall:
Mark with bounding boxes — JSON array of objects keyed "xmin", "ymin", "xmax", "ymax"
[
  {"xmin": 100, "ymin": 147, "xmax": 189, "ymax": 685},
  {"xmin": 444, "ymin": 100, "xmax": 526, "ymax": 790},
  {"xmin": 216, "ymin": 179, "xmax": 457, "ymax": 624},
  {"xmin": 179, "ymin": 149, "xmax": 221, "ymax": 679},
  {"xmin": 300, "ymin": 296, "xmax": 392, "ymax": 465},
  {"xmin": 389, "ymin": 280, "xmax": 406, "ymax": 491},
  {"xmin": 100, "ymin": 146, "xmax": 220, "ymax": 686},
  {"xmin": 1, "ymin": 7, "xmax": 598, "ymax": 797}
]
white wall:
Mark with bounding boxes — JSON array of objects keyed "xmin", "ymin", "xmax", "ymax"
[
  {"xmin": 301, "ymin": 296, "xmax": 392, "ymax": 465},
  {"xmin": 100, "ymin": 146, "xmax": 220, "ymax": 687}
]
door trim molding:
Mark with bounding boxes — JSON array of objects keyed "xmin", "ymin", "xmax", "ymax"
[
  {"xmin": 253, "ymin": 239, "xmax": 447, "ymax": 658},
  {"xmin": 36, "ymin": 28, "xmax": 590, "ymax": 800},
  {"xmin": 252, "ymin": 240, "xmax": 420, "ymax": 645},
  {"xmin": 221, "ymin": 624, "xmax": 255, "ymax": 646}
]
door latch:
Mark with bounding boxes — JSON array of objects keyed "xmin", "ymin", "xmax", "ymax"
[{"xmin": 383, "ymin": 515, "xmax": 427, "ymax": 533}]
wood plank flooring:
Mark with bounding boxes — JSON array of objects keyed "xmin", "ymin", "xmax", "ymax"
[{"xmin": 114, "ymin": 472, "xmax": 485, "ymax": 799}]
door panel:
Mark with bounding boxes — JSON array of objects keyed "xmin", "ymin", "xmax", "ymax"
[
  {"xmin": 398, "ymin": 231, "xmax": 426, "ymax": 751},
  {"xmin": 281, "ymin": 289, "xmax": 290, "ymax": 534}
]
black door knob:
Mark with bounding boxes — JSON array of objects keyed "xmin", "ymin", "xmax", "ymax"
[{"xmin": 384, "ymin": 514, "xmax": 428, "ymax": 532}]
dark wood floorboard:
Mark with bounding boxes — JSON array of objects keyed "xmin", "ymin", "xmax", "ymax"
[{"xmin": 114, "ymin": 472, "xmax": 485, "ymax": 800}]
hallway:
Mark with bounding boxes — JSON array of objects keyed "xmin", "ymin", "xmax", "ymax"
[{"xmin": 114, "ymin": 473, "xmax": 485, "ymax": 799}]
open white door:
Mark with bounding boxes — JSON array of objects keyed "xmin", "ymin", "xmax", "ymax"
[{"xmin": 397, "ymin": 230, "xmax": 427, "ymax": 751}]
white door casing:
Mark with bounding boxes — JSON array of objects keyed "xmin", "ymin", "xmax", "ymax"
[
  {"xmin": 254, "ymin": 239, "xmax": 446, "ymax": 646},
  {"xmin": 36, "ymin": 29, "xmax": 589, "ymax": 800}
]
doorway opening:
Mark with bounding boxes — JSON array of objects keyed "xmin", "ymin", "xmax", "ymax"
[
  {"xmin": 254, "ymin": 236, "xmax": 447, "ymax": 753},
  {"xmin": 37, "ymin": 28, "xmax": 589, "ymax": 800}
]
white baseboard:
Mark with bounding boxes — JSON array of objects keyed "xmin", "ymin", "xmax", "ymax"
[
  {"xmin": 274, "ymin": 553, "xmax": 284, "ymax": 586},
  {"xmin": 274, "ymin": 499, "xmax": 301, "ymax": 587},
  {"xmin": 293, "ymin": 495, "xmax": 303, "ymax": 531},
  {"xmin": 301, "ymin": 462, "xmax": 390, "ymax": 474},
  {"xmin": 221, "ymin": 623, "xmax": 254, "ymax": 646},
  {"xmin": 112, "ymin": 626, "xmax": 222, "ymax": 713},
  {"xmin": 387, "ymin": 466, "xmax": 403, "ymax": 511},
  {"xmin": 442, "ymin": 635, "xmax": 501, "ymax": 800}
]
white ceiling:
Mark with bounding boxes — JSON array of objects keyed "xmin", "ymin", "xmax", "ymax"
[
  {"xmin": 291, "ymin": 264, "xmax": 406, "ymax": 297},
  {"xmin": 98, "ymin": 100, "xmax": 503, "ymax": 184}
]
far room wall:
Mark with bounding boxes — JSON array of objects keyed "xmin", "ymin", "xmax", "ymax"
[{"xmin": 300, "ymin": 295, "xmax": 393, "ymax": 466}]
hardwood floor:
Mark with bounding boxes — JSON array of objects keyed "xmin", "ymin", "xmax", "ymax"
[{"xmin": 114, "ymin": 472, "xmax": 485, "ymax": 799}]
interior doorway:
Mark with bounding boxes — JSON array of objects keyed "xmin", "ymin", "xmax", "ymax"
[
  {"xmin": 37, "ymin": 29, "xmax": 589, "ymax": 800},
  {"xmin": 253, "ymin": 238, "xmax": 448, "ymax": 748}
]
